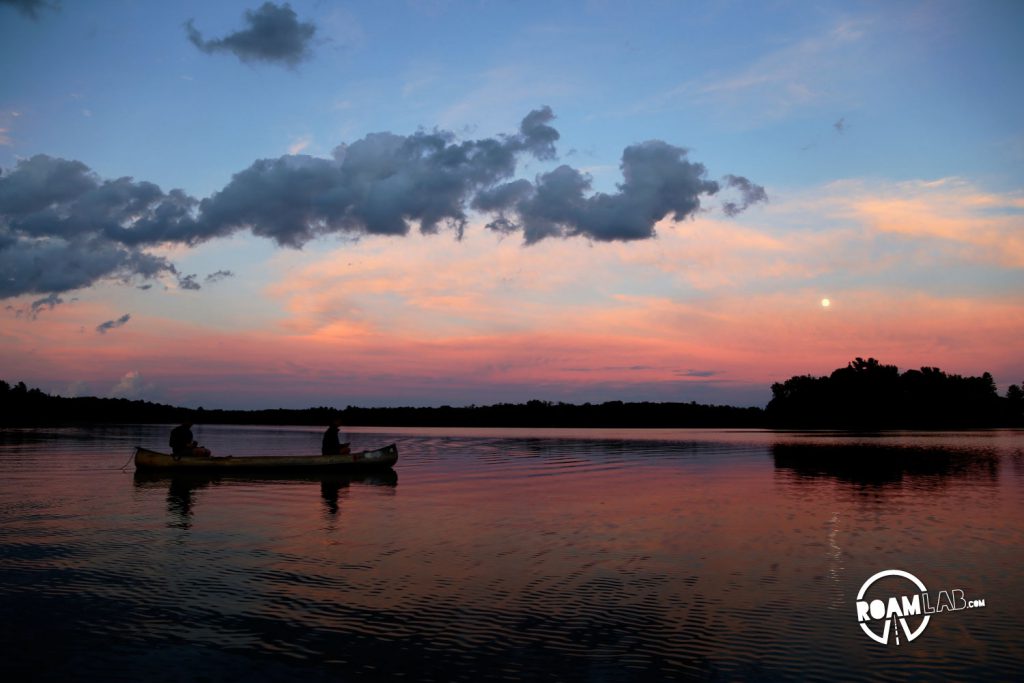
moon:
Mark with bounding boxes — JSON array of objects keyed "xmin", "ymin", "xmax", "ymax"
[{"xmin": 821, "ymin": 298, "xmax": 831, "ymax": 308}]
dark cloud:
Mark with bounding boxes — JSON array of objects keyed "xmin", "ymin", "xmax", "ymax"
[
  {"xmin": 472, "ymin": 179, "xmax": 534, "ymax": 233},
  {"xmin": 0, "ymin": 231, "xmax": 175, "ymax": 298},
  {"xmin": 198, "ymin": 107, "xmax": 558, "ymax": 245},
  {"xmin": 514, "ymin": 106, "xmax": 559, "ymax": 160},
  {"xmin": 177, "ymin": 274, "xmax": 200, "ymax": 290},
  {"xmin": 0, "ymin": 154, "xmax": 193, "ymax": 297},
  {"xmin": 720, "ymin": 174, "xmax": 768, "ymax": 217},
  {"xmin": 473, "ymin": 180, "xmax": 535, "ymax": 212},
  {"xmin": 5, "ymin": 292, "xmax": 64, "ymax": 320},
  {"xmin": 186, "ymin": 2, "xmax": 316, "ymax": 67},
  {"xmin": 676, "ymin": 369, "xmax": 719, "ymax": 378},
  {"xmin": 0, "ymin": 0, "xmax": 58, "ymax": 20},
  {"xmin": 481, "ymin": 141, "xmax": 724, "ymax": 242},
  {"xmin": 1, "ymin": 107, "xmax": 765, "ymax": 299},
  {"xmin": 0, "ymin": 155, "xmax": 201, "ymax": 246},
  {"xmin": 205, "ymin": 269, "xmax": 235, "ymax": 283},
  {"xmin": 30, "ymin": 292, "xmax": 63, "ymax": 317},
  {"xmin": 96, "ymin": 313, "xmax": 130, "ymax": 334}
]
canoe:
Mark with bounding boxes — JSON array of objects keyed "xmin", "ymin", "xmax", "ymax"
[{"xmin": 134, "ymin": 443, "xmax": 398, "ymax": 471}]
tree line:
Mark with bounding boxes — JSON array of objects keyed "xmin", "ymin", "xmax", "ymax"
[
  {"xmin": 0, "ymin": 380, "xmax": 761, "ymax": 428},
  {"xmin": 766, "ymin": 358, "xmax": 1022, "ymax": 428},
  {"xmin": 1, "ymin": 359, "xmax": 1021, "ymax": 428}
]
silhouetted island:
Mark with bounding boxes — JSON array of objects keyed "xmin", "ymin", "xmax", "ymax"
[
  {"xmin": 767, "ymin": 358, "xmax": 1022, "ymax": 428},
  {"xmin": 1, "ymin": 359, "xmax": 1021, "ymax": 429}
]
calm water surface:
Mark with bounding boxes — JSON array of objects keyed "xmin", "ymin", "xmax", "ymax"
[{"xmin": 1, "ymin": 425, "xmax": 1022, "ymax": 681}]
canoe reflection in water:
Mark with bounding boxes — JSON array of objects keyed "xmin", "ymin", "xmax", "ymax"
[
  {"xmin": 134, "ymin": 443, "xmax": 398, "ymax": 471},
  {"xmin": 771, "ymin": 442, "xmax": 1000, "ymax": 489},
  {"xmin": 133, "ymin": 469, "xmax": 398, "ymax": 528}
]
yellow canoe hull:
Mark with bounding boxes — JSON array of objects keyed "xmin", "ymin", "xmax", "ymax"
[{"xmin": 134, "ymin": 444, "xmax": 398, "ymax": 471}]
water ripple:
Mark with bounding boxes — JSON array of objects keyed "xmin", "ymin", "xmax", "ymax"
[{"xmin": 1, "ymin": 425, "xmax": 1022, "ymax": 680}]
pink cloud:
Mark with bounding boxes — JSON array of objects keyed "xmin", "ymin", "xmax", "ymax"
[
  {"xmin": 5, "ymin": 281, "xmax": 1018, "ymax": 407},
  {"xmin": 823, "ymin": 178, "xmax": 1024, "ymax": 267}
]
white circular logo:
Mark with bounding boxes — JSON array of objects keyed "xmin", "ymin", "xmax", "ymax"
[{"xmin": 855, "ymin": 569, "xmax": 930, "ymax": 645}]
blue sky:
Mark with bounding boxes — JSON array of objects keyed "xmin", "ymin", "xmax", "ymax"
[
  {"xmin": 5, "ymin": 1, "xmax": 1020, "ymax": 195},
  {"xmin": 1, "ymin": 0, "xmax": 1022, "ymax": 408}
]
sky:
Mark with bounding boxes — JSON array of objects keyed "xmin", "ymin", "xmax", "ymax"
[{"xmin": 1, "ymin": 0, "xmax": 1022, "ymax": 409}]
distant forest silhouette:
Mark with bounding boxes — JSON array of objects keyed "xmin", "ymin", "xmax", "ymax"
[
  {"xmin": 1, "ymin": 359, "xmax": 1021, "ymax": 428},
  {"xmin": 0, "ymin": 380, "xmax": 761, "ymax": 428},
  {"xmin": 767, "ymin": 358, "xmax": 1022, "ymax": 428}
]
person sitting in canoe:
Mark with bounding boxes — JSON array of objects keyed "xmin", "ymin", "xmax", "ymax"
[
  {"xmin": 169, "ymin": 422, "xmax": 211, "ymax": 458},
  {"xmin": 322, "ymin": 419, "xmax": 351, "ymax": 456}
]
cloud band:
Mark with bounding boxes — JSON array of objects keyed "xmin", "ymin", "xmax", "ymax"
[{"xmin": 0, "ymin": 107, "xmax": 765, "ymax": 299}]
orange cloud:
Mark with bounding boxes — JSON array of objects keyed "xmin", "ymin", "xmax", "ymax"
[
  {"xmin": 824, "ymin": 177, "xmax": 1024, "ymax": 267},
  {"xmin": 3, "ymin": 282, "xmax": 1021, "ymax": 407}
]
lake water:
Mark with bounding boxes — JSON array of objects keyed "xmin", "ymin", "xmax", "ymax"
[{"xmin": 1, "ymin": 425, "xmax": 1022, "ymax": 681}]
